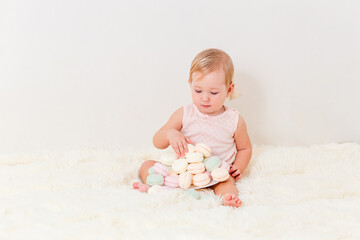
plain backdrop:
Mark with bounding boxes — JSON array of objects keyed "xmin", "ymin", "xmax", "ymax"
[{"xmin": 1, "ymin": 0, "xmax": 359, "ymax": 154}]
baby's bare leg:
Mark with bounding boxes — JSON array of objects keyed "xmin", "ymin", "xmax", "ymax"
[
  {"xmin": 133, "ymin": 160, "xmax": 157, "ymax": 192},
  {"xmin": 211, "ymin": 176, "xmax": 242, "ymax": 207},
  {"xmin": 211, "ymin": 175, "xmax": 238, "ymax": 196}
]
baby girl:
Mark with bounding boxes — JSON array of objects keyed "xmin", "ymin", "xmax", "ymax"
[{"xmin": 134, "ymin": 48, "xmax": 252, "ymax": 207}]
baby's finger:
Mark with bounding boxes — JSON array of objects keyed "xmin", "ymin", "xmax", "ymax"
[
  {"xmin": 231, "ymin": 169, "xmax": 241, "ymax": 178},
  {"xmin": 185, "ymin": 137, "xmax": 193, "ymax": 144},
  {"xmin": 171, "ymin": 142, "xmax": 180, "ymax": 156},
  {"xmin": 182, "ymin": 140, "xmax": 188, "ymax": 154},
  {"xmin": 229, "ymin": 165, "xmax": 238, "ymax": 174},
  {"xmin": 177, "ymin": 143, "xmax": 184, "ymax": 157},
  {"xmin": 178, "ymin": 141, "xmax": 186, "ymax": 157}
]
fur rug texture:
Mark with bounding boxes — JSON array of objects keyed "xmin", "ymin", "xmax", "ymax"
[{"xmin": 1, "ymin": 143, "xmax": 360, "ymax": 240}]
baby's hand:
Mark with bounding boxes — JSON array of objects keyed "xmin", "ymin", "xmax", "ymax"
[
  {"xmin": 229, "ymin": 164, "xmax": 242, "ymax": 181},
  {"xmin": 166, "ymin": 129, "xmax": 193, "ymax": 157}
]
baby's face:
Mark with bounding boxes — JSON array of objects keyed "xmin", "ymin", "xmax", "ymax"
[{"xmin": 190, "ymin": 69, "xmax": 233, "ymax": 116}]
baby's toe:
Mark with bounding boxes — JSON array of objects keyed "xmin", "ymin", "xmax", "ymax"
[
  {"xmin": 235, "ymin": 198, "xmax": 242, "ymax": 206},
  {"xmin": 138, "ymin": 183, "xmax": 150, "ymax": 193},
  {"xmin": 132, "ymin": 182, "xmax": 140, "ymax": 189},
  {"xmin": 224, "ymin": 194, "xmax": 233, "ymax": 201}
]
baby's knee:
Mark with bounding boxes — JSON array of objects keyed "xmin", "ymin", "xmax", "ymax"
[{"xmin": 142, "ymin": 160, "xmax": 157, "ymax": 168}]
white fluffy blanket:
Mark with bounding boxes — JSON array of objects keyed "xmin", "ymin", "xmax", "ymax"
[{"xmin": 1, "ymin": 143, "xmax": 360, "ymax": 240}]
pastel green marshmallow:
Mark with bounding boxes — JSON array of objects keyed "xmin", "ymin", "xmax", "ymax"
[
  {"xmin": 146, "ymin": 174, "xmax": 164, "ymax": 186},
  {"xmin": 148, "ymin": 167, "xmax": 155, "ymax": 175},
  {"xmin": 204, "ymin": 156, "xmax": 221, "ymax": 172}
]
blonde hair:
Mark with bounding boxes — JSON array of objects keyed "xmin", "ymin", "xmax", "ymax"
[{"xmin": 188, "ymin": 48, "xmax": 236, "ymax": 99}]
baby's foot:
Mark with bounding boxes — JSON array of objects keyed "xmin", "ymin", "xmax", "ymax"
[
  {"xmin": 222, "ymin": 194, "xmax": 242, "ymax": 208},
  {"xmin": 132, "ymin": 182, "xmax": 150, "ymax": 193}
]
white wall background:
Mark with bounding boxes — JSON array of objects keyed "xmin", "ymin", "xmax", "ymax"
[{"xmin": 1, "ymin": 0, "xmax": 359, "ymax": 154}]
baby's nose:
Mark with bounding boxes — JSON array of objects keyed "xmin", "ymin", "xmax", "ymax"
[{"xmin": 202, "ymin": 93, "xmax": 210, "ymax": 101}]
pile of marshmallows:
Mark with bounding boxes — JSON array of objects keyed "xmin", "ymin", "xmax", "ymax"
[{"xmin": 146, "ymin": 143, "xmax": 230, "ymax": 193}]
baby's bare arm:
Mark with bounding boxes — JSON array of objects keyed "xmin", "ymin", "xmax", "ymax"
[
  {"xmin": 230, "ymin": 116, "xmax": 252, "ymax": 179},
  {"xmin": 153, "ymin": 108, "xmax": 192, "ymax": 157}
]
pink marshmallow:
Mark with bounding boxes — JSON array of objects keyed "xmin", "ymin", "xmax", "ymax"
[
  {"xmin": 164, "ymin": 175, "xmax": 180, "ymax": 188},
  {"xmin": 153, "ymin": 162, "xmax": 170, "ymax": 177},
  {"xmin": 204, "ymin": 171, "xmax": 212, "ymax": 182}
]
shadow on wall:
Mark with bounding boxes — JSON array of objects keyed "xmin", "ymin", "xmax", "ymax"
[{"xmin": 227, "ymin": 71, "xmax": 268, "ymax": 145}]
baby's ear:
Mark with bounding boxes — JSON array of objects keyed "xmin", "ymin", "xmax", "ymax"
[{"xmin": 227, "ymin": 83, "xmax": 235, "ymax": 95}]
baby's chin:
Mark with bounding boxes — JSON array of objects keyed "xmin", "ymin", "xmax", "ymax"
[{"xmin": 199, "ymin": 106, "xmax": 224, "ymax": 116}]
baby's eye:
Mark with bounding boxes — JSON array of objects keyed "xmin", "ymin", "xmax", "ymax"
[
  {"xmin": 195, "ymin": 90, "xmax": 202, "ymax": 93},
  {"xmin": 211, "ymin": 92, "xmax": 219, "ymax": 95}
]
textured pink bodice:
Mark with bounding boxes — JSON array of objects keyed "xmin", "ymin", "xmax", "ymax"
[{"xmin": 181, "ymin": 104, "xmax": 239, "ymax": 164}]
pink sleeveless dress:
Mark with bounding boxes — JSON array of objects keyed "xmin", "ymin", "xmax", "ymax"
[{"xmin": 181, "ymin": 104, "xmax": 240, "ymax": 164}]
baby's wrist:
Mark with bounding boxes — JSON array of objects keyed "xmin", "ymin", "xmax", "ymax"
[
  {"xmin": 166, "ymin": 129, "xmax": 177, "ymax": 138},
  {"xmin": 166, "ymin": 129, "xmax": 181, "ymax": 143}
]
